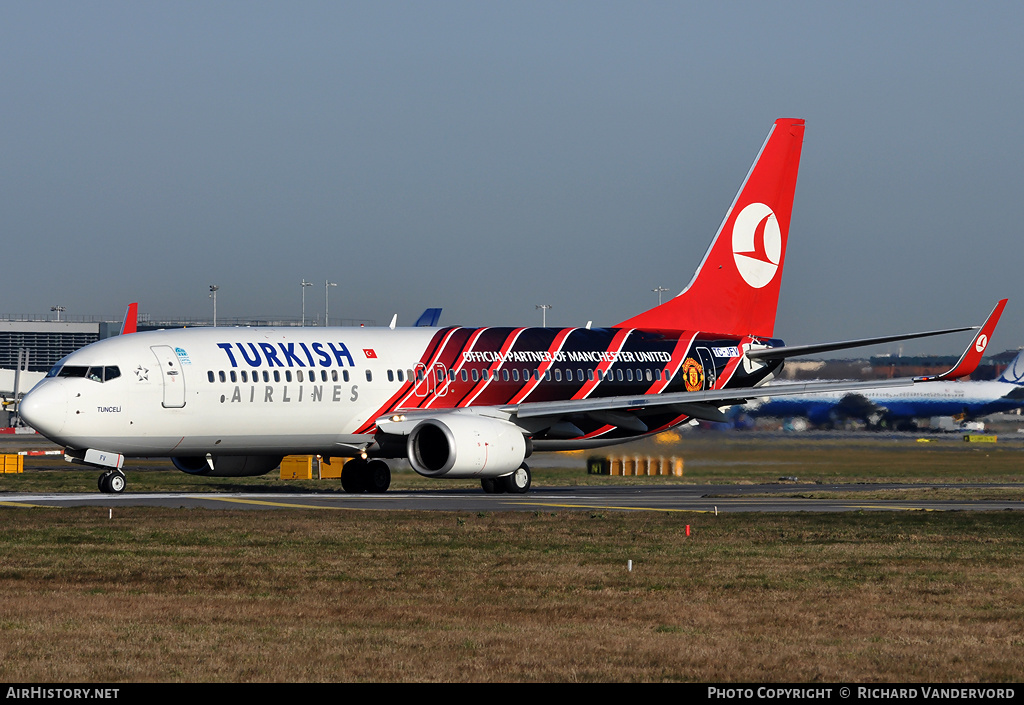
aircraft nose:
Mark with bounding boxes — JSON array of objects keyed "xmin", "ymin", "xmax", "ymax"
[{"xmin": 18, "ymin": 382, "xmax": 68, "ymax": 438}]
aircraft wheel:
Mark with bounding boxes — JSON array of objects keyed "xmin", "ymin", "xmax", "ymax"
[
  {"xmin": 365, "ymin": 460, "xmax": 391, "ymax": 493},
  {"xmin": 501, "ymin": 463, "xmax": 531, "ymax": 494},
  {"xmin": 98, "ymin": 473, "xmax": 110, "ymax": 493},
  {"xmin": 108, "ymin": 470, "xmax": 126, "ymax": 493},
  {"xmin": 480, "ymin": 478, "xmax": 501, "ymax": 494},
  {"xmin": 341, "ymin": 459, "xmax": 367, "ymax": 494}
]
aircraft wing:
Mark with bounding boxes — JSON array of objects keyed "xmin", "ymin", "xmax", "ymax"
[
  {"xmin": 508, "ymin": 300, "xmax": 1004, "ymax": 419},
  {"xmin": 505, "ymin": 377, "xmax": 914, "ymax": 421},
  {"xmin": 745, "ymin": 299, "xmax": 1006, "ymax": 365}
]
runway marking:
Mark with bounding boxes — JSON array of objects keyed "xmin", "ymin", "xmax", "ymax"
[
  {"xmin": 510, "ymin": 501, "xmax": 713, "ymax": 513},
  {"xmin": 189, "ymin": 496, "xmax": 377, "ymax": 511},
  {"xmin": 844, "ymin": 504, "xmax": 938, "ymax": 512}
]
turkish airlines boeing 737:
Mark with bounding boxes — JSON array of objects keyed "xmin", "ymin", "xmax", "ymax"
[{"xmin": 18, "ymin": 119, "xmax": 1006, "ymax": 494}]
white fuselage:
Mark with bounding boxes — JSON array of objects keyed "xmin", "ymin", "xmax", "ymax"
[{"xmin": 20, "ymin": 326, "xmax": 438, "ymax": 456}]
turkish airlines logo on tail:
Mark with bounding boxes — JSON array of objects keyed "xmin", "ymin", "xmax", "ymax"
[
  {"xmin": 732, "ymin": 202, "xmax": 781, "ymax": 289},
  {"xmin": 975, "ymin": 334, "xmax": 988, "ymax": 353}
]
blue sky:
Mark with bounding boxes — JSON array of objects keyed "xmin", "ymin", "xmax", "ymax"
[{"xmin": 3, "ymin": 1, "xmax": 1022, "ymax": 355}]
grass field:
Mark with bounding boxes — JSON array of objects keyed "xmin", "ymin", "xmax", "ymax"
[
  {"xmin": 0, "ymin": 508, "xmax": 1022, "ymax": 682},
  {"xmin": 2, "ymin": 429, "xmax": 1024, "ymax": 682}
]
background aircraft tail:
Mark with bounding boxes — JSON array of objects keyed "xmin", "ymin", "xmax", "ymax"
[
  {"xmin": 998, "ymin": 348, "xmax": 1024, "ymax": 384},
  {"xmin": 617, "ymin": 118, "xmax": 805, "ymax": 337}
]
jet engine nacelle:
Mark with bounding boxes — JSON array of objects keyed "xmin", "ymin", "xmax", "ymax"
[
  {"xmin": 407, "ymin": 415, "xmax": 527, "ymax": 479},
  {"xmin": 171, "ymin": 455, "xmax": 284, "ymax": 477}
]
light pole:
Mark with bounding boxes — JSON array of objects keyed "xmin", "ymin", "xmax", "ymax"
[
  {"xmin": 301, "ymin": 279, "xmax": 313, "ymax": 326},
  {"xmin": 50, "ymin": 306, "xmax": 65, "ymax": 322},
  {"xmin": 209, "ymin": 285, "xmax": 219, "ymax": 327},
  {"xmin": 325, "ymin": 281, "xmax": 337, "ymax": 327},
  {"xmin": 652, "ymin": 286, "xmax": 669, "ymax": 305},
  {"xmin": 535, "ymin": 304, "xmax": 551, "ymax": 327}
]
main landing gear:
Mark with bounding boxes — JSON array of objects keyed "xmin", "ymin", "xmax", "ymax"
[
  {"xmin": 340, "ymin": 458, "xmax": 392, "ymax": 494},
  {"xmin": 98, "ymin": 469, "xmax": 126, "ymax": 494},
  {"xmin": 480, "ymin": 463, "xmax": 531, "ymax": 494}
]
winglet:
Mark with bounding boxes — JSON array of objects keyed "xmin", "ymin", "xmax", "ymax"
[
  {"xmin": 120, "ymin": 302, "xmax": 138, "ymax": 335},
  {"xmin": 917, "ymin": 299, "xmax": 1007, "ymax": 382}
]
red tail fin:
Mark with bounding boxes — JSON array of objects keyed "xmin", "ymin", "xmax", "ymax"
[{"xmin": 617, "ymin": 118, "xmax": 805, "ymax": 336}]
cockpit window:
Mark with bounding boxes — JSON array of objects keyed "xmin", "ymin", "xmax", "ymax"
[{"xmin": 52, "ymin": 365, "xmax": 120, "ymax": 382}]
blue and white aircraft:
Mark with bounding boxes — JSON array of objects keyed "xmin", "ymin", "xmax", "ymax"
[{"xmin": 744, "ymin": 349, "xmax": 1024, "ymax": 428}]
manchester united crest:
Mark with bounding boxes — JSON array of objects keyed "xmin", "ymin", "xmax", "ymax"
[{"xmin": 681, "ymin": 357, "xmax": 704, "ymax": 392}]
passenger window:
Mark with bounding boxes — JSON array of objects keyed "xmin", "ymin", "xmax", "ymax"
[
  {"xmin": 616, "ymin": 369, "xmax": 623, "ymax": 382},
  {"xmin": 655, "ymin": 369, "xmax": 662, "ymax": 381},
  {"xmin": 512, "ymin": 369, "xmax": 519, "ymax": 382},
  {"xmin": 554, "ymin": 369, "xmax": 562, "ymax": 382},
  {"xmin": 297, "ymin": 370, "xmax": 304, "ymax": 382},
  {"xmin": 273, "ymin": 371, "xmax": 281, "ymax": 383},
  {"xmin": 387, "ymin": 370, "xmax": 394, "ymax": 382},
  {"xmin": 332, "ymin": 370, "xmax": 338, "ymax": 382},
  {"xmin": 645, "ymin": 369, "xmax": 653, "ymax": 382},
  {"xmin": 577, "ymin": 369, "xmax": 584, "ymax": 381},
  {"xmin": 472, "ymin": 369, "xmax": 479, "ymax": 382},
  {"xmin": 565, "ymin": 369, "xmax": 573, "ymax": 382},
  {"xmin": 263, "ymin": 371, "xmax": 270, "ymax": 382},
  {"xmin": 208, "ymin": 371, "xmax": 215, "ymax": 383},
  {"xmin": 219, "ymin": 371, "xmax": 226, "ymax": 383},
  {"xmin": 241, "ymin": 371, "xmax": 248, "ymax": 383},
  {"xmin": 461, "ymin": 369, "xmax": 468, "ymax": 382},
  {"xmin": 286, "ymin": 371, "xmax": 292, "ymax": 382},
  {"xmin": 587, "ymin": 369, "xmax": 594, "ymax": 381},
  {"xmin": 397, "ymin": 369, "xmax": 404, "ymax": 382},
  {"xmin": 343, "ymin": 370, "xmax": 350, "ymax": 382},
  {"xmin": 230, "ymin": 371, "xmax": 237, "ymax": 383},
  {"xmin": 545, "ymin": 370, "xmax": 551, "ymax": 381},
  {"xmin": 626, "ymin": 369, "xmax": 633, "ymax": 382},
  {"xmin": 365, "ymin": 370, "xmax": 372, "ymax": 382},
  {"xmin": 502, "ymin": 369, "xmax": 509, "ymax": 382}
]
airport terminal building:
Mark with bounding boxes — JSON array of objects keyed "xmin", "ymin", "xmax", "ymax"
[
  {"xmin": 0, "ymin": 319, "xmax": 122, "ymax": 373},
  {"xmin": 0, "ymin": 312, "xmax": 376, "ymax": 373}
]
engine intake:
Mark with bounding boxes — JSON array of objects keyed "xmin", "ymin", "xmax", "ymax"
[
  {"xmin": 407, "ymin": 415, "xmax": 526, "ymax": 478},
  {"xmin": 171, "ymin": 455, "xmax": 284, "ymax": 477}
]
